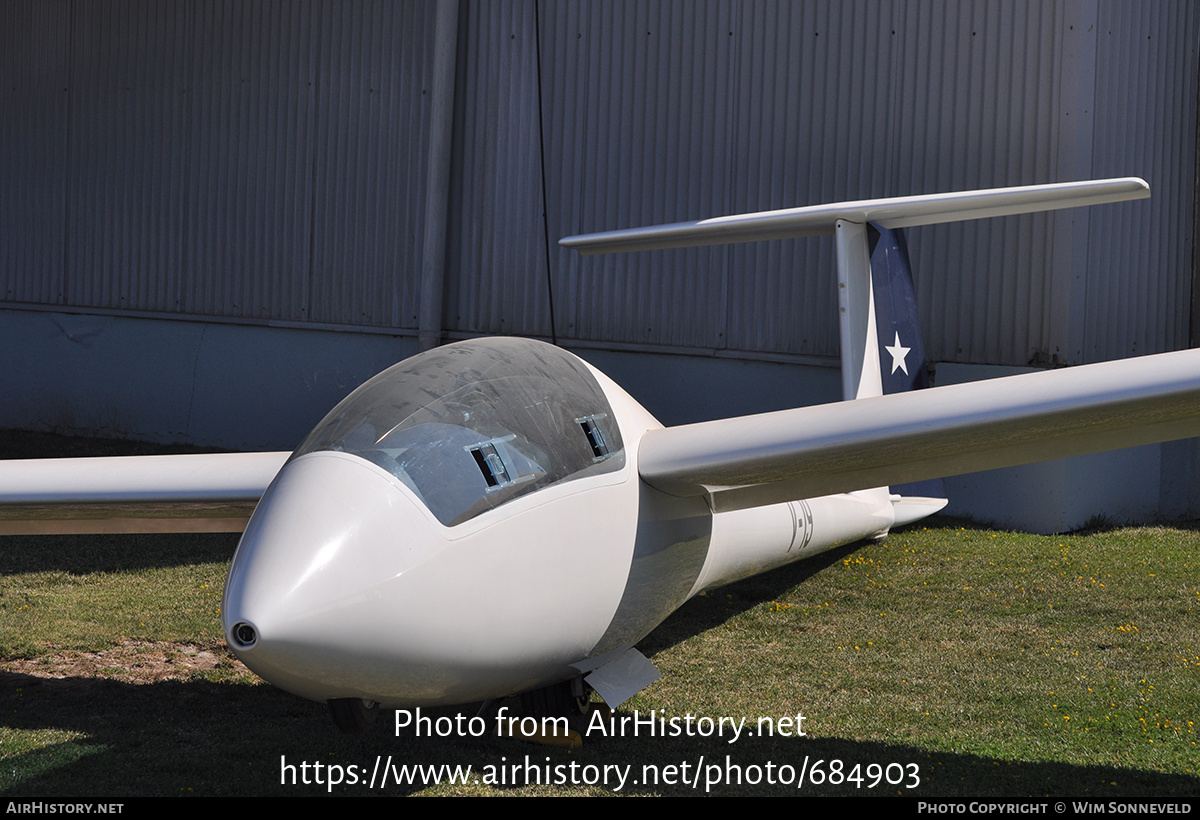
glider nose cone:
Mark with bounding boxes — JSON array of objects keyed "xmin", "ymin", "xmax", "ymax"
[{"xmin": 222, "ymin": 451, "xmax": 433, "ymax": 702}]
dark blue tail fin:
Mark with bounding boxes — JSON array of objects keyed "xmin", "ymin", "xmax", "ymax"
[{"xmin": 869, "ymin": 224, "xmax": 947, "ymax": 503}]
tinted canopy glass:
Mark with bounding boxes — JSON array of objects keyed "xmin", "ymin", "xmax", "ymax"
[{"xmin": 293, "ymin": 338, "xmax": 625, "ymax": 526}]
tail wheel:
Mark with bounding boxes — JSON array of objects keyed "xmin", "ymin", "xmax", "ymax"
[{"xmin": 328, "ymin": 697, "xmax": 379, "ymax": 734}]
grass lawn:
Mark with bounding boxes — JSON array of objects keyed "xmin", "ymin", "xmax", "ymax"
[{"xmin": 1, "ymin": 514, "xmax": 1197, "ymax": 796}]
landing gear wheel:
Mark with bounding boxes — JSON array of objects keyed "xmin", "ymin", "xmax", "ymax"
[
  {"xmin": 328, "ymin": 698, "xmax": 379, "ymax": 734},
  {"xmin": 519, "ymin": 679, "xmax": 594, "ymax": 733}
]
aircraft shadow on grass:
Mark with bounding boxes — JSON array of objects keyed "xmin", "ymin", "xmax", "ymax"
[{"xmin": 3, "ymin": 643, "xmax": 1198, "ymax": 796}]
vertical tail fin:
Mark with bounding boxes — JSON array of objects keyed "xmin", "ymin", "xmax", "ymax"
[
  {"xmin": 870, "ymin": 225, "xmax": 930, "ymax": 392},
  {"xmin": 869, "ymin": 224, "xmax": 948, "ymax": 509}
]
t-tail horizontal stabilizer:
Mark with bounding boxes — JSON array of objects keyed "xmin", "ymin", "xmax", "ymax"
[
  {"xmin": 559, "ymin": 178, "xmax": 1149, "ymax": 253},
  {"xmin": 563, "ymin": 178, "xmax": 1159, "ymax": 519}
]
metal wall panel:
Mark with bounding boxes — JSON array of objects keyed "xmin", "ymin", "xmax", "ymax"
[
  {"xmin": 65, "ymin": 0, "xmax": 195, "ymax": 313},
  {"xmin": 542, "ymin": 0, "xmax": 1196, "ymax": 365},
  {"xmin": 0, "ymin": 0, "xmax": 1195, "ymax": 368},
  {"xmin": 542, "ymin": 0, "xmax": 1072, "ymax": 359},
  {"xmin": 5, "ymin": 0, "xmax": 432, "ymax": 328},
  {"xmin": 306, "ymin": 1, "xmax": 432, "ymax": 329},
  {"xmin": 884, "ymin": 0, "xmax": 1068, "ymax": 366},
  {"xmin": 0, "ymin": 1, "xmax": 70, "ymax": 306},
  {"xmin": 1083, "ymin": 1, "xmax": 1198, "ymax": 362},
  {"xmin": 444, "ymin": 0, "xmax": 552, "ymax": 339},
  {"xmin": 183, "ymin": 0, "xmax": 320, "ymax": 322},
  {"xmin": 542, "ymin": 1, "xmax": 740, "ymax": 350}
]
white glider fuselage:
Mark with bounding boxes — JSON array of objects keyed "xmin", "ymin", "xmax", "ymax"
[
  {"xmin": 6, "ymin": 176, "xmax": 1186, "ymax": 720},
  {"xmin": 222, "ymin": 340, "xmax": 897, "ymax": 707}
]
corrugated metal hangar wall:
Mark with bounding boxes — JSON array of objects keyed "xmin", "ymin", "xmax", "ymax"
[{"xmin": 1, "ymin": 0, "xmax": 1198, "ymax": 530}]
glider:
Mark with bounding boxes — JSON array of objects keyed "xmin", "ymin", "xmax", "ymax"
[{"xmin": 2, "ymin": 176, "xmax": 1192, "ymax": 734}]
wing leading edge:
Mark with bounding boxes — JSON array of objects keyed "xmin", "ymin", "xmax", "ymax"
[
  {"xmin": 0, "ymin": 451, "xmax": 289, "ymax": 534},
  {"xmin": 637, "ymin": 349, "xmax": 1200, "ymax": 513}
]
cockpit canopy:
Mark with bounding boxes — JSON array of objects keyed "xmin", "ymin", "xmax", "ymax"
[{"xmin": 293, "ymin": 338, "xmax": 625, "ymax": 526}]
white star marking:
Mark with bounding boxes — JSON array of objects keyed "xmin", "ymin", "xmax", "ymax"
[{"xmin": 885, "ymin": 331, "xmax": 910, "ymax": 376}]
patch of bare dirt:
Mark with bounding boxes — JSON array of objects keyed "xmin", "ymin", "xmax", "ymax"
[{"xmin": 0, "ymin": 640, "xmax": 252, "ymax": 685}]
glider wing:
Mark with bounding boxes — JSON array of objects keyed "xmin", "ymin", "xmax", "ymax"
[
  {"xmin": 637, "ymin": 349, "xmax": 1200, "ymax": 513},
  {"xmin": 0, "ymin": 451, "xmax": 290, "ymax": 534}
]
